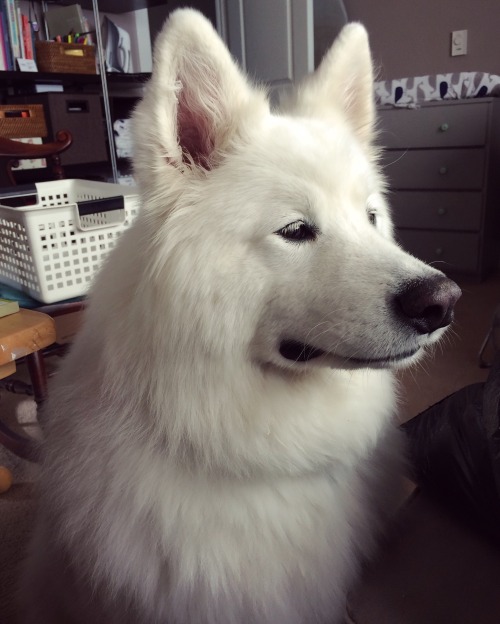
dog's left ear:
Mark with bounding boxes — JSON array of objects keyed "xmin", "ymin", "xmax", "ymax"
[
  {"xmin": 134, "ymin": 9, "xmax": 267, "ymax": 176},
  {"xmin": 292, "ymin": 23, "xmax": 375, "ymax": 146}
]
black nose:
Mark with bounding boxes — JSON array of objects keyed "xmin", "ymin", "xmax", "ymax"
[{"xmin": 394, "ymin": 276, "xmax": 462, "ymax": 334}]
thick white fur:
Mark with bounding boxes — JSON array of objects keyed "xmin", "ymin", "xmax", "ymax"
[{"xmin": 21, "ymin": 10, "xmax": 450, "ymax": 624}]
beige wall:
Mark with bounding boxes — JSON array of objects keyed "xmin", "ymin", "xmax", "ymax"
[{"xmin": 344, "ymin": 0, "xmax": 500, "ymax": 80}]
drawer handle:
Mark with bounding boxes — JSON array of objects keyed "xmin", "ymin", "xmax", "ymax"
[
  {"xmin": 439, "ymin": 122, "xmax": 449, "ymax": 132},
  {"xmin": 435, "ymin": 247, "xmax": 443, "ymax": 256},
  {"xmin": 437, "ymin": 207, "xmax": 447, "ymax": 216},
  {"xmin": 439, "ymin": 166, "xmax": 448, "ymax": 175}
]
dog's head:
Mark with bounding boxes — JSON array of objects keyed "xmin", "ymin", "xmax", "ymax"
[{"xmin": 132, "ymin": 9, "xmax": 460, "ymax": 372}]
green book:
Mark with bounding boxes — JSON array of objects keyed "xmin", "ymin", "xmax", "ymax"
[{"xmin": 0, "ymin": 298, "xmax": 20, "ymax": 318}]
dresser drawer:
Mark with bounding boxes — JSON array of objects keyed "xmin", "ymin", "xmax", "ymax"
[
  {"xmin": 396, "ymin": 230, "xmax": 479, "ymax": 273},
  {"xmin": 390, "ymin": 191, "xmax": 482, "ymax": 231},
  {"xmin": 378, "ymin": 102, "xmax": 489, "ymax": 149},
  {"xmin": 382, "ymin": 148, "xmax": 485, "ymax": 190}
]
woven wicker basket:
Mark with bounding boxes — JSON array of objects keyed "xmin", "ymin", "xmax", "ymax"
[
  {"xmin": 0, "ymin": 104, "xmax": 48, "ymax": 138},
  {"xmin": 35, "ymin": 41, "xmax": 96, "ymax": 75}
]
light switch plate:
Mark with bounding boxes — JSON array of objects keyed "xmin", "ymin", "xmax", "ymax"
[{"xmin": 451, "ymin": 30, "xmax": 468, "ymax": 56}]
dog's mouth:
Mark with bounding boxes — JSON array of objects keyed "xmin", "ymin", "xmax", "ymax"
[
  {"xmin": 346, "ymin": 349, "xmax": 420, "ymax": 365},
  {"xmin": 279, "ymin": 340, "xmax": 419, "ymax": 367},
  {"xmin": 279, "ymin": 340, "xmax": 326, "ymax": 362}
]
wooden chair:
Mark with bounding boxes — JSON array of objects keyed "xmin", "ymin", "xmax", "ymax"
[
  {"xmin": 0, "ymin": 130, "xmax": 73, "ymax": 186},
  {"xmin": 0, "ymin": 131, "xmax": 85, "ymax": 455}
]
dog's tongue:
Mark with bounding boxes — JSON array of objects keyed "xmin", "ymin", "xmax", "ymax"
[{"xmin": 279, "ymin": 340, "xmax": 325, "ymax": 362}]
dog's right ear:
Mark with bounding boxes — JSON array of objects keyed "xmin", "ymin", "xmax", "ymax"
[
  {"xmin": 288, "ymin": 23, "xmax": 376, "ymax": 147},
  {"xmin": 133, "ymin": 9, "xmax": 267, "ymax": 178}
]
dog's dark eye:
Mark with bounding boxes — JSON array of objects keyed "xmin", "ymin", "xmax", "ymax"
[
  {"xmin": 276, "ymin": 221, "xmax": 317, "ymax": 243},
  {"xmin": 368, "ymin": 211, "xmax": 377, "ymax": 227}
]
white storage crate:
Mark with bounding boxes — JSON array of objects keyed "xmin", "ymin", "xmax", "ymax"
[{"xmin": 0, "ymin": 179, "xmax": 139, "ymax": 304}]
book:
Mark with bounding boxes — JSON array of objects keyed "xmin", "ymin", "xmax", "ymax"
[
  {"xmin": 0, "ymin": 298, "xmax": 19, "ymax": 318},
  {"xmin": 0, "ymin": 11, "xmax": 6, "ymax": 69},
  {"xmin": 44, "ymin": 4, "xmax": 86, "ymax": 40},
  {"xmin": 16, "ymin": 3, "xmax": 25, "ymax": 59},
  {"xmin": 0, "ymin": 8, "xmax": 13, "ymax": 70},
  {"xmin": 4, "ymin": 0, "xmax": 20, "ymax": 61},
  {"xmin": 21, "ymin": 13, "xmax": 32, "ymax": 60}
]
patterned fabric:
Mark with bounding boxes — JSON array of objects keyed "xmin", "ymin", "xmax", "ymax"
[
  {"xmin": 375, "ymin": 72, "xmax": 500, "ymax": 107},
  {"xmin": 114, "ymin": 118, "xmax": 133, "ymax": 158}
]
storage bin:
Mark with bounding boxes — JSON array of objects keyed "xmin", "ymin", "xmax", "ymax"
[
  {"xmin": 0, "ymin": 179, "xmax": 139, "ymax": 303},
  {"xmin": 0, "ymin": 104, "xmax": 48, "ymax": 139},
  {"xmin": 8, "ymin": 94, "xmax": 108, "ymax": 165},
  {"xmin": 35, "ymin": 41, "xmax": 97, "ymax": 74}
]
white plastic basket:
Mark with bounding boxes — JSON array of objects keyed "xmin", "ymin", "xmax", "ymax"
[{"xmin": 0, "ymin": 179, "xmax": 139, "ymax": 303}]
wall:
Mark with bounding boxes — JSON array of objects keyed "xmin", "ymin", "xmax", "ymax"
[
  {"xmin": 343, "ymin": 0, "xmax": 500, "ymax": 80},
  {"xmin": 148, "ymin": 1, "xmax": 217, "ymax": 49}
]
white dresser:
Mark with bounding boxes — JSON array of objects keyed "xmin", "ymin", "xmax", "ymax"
[{"xmin": 377, "ymin": 98, "xmax": 500, "ymax": 278}]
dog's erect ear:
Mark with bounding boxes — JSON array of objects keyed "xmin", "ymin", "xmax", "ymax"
[
  {"xmin": 291, "ymin": 23, "xmax": 375, "ymax": 146},
  {"xmin": 134, "ymin": 9, "xmax": 267, "ymax": 174}
]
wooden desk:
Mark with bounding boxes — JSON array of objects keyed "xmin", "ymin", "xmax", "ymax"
[{"xmin": 0, "ymin": 309, "xmax": 56, "ymax": 461}]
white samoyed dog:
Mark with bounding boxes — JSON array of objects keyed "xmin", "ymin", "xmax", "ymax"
[{"xmin": 21, "ymin": 9, "xmax": 461, "ymax": 624}]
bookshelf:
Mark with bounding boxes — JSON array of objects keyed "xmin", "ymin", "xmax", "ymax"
[
  {"xmin": 0, "ymin": 0, "xmax": 169, "ymax": 182},
  {"xmin": 0, "ymin": 68, "xmax": 150, "ymax": 87},
  {"xmin": 58, "ymin": 0, "xmax": 166, "ymax": 11}
]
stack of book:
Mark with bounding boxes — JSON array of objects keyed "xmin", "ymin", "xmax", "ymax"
[
  {"xmin": 0, "ymin": 0, "xmax": 36, "ymax": 71},
  {"xmin": 0, "ymin": 2, "xmax": 92, "ymax": 72}
]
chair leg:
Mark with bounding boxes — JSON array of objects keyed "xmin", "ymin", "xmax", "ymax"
[
  {"xmin": 26, "ymin": 349, "xmax": 50, "ymax": 432},
  {"xmin": 478, "ymin": 304, "xmax": 500, "ymax": 368},
  {"xmin": 479, "ymin": 328, "xmax": 493, "ymax": 368},
  {"xmin": 26, "ymin": 350, "xmax": 48, "ymax": 407},
  {"xmin": 0, "ymin": 351, "xmax": 47, "ymax": 462},
  {"xmin": 0, "ymin": 419, "xmax": 39, "ymax": 462}
]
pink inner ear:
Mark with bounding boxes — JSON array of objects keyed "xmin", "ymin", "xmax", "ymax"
[{"xmin": 177, "ymin": 85, "xmax": 215, "ymax": 169}]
